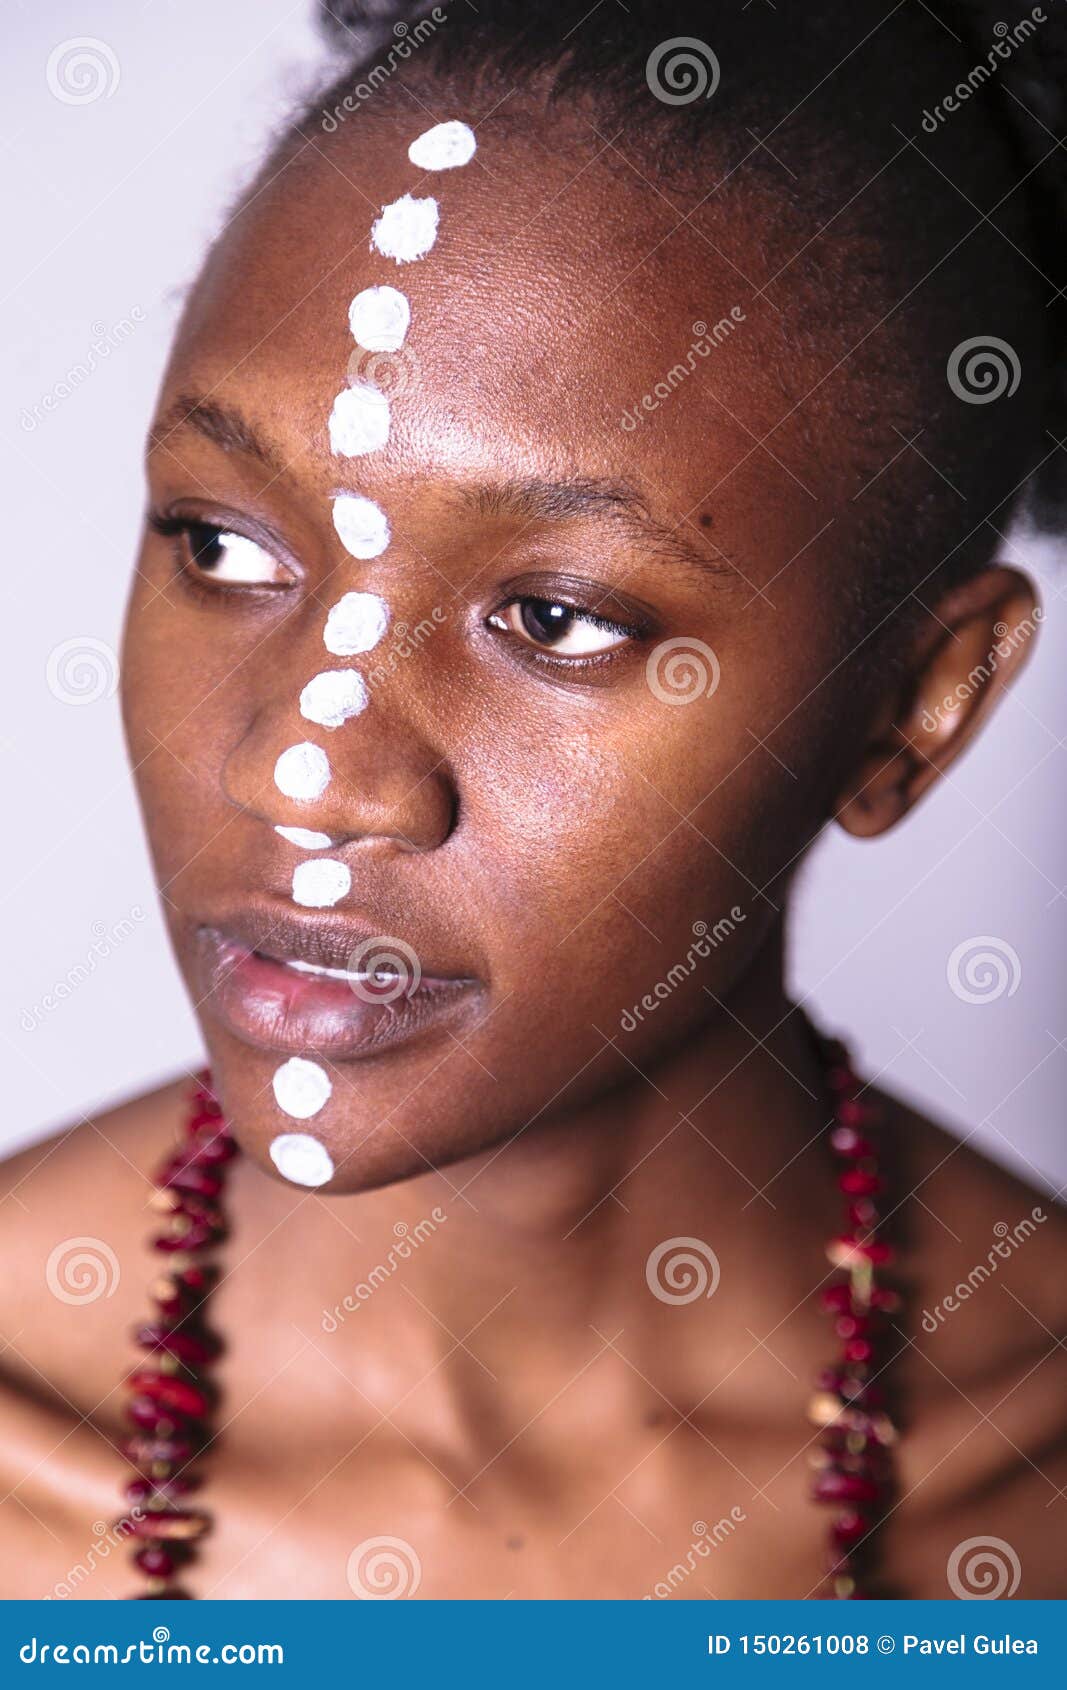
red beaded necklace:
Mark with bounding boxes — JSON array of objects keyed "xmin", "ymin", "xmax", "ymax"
[{"xmin": 114, "ymin": 1033, "xmax": 898, "ymax": 1599}]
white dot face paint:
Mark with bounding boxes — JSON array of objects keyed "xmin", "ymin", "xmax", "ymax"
[
  {"xmin": 332, "ymin": 494, "xmax": 391, "ymax": 560},
  {"xmin": 269, "ymin": 1132, "xmax": 335, "ymax": 1188},
  {"xmin": 274, "ymin": 742, "xmax": 330, "ymax": 802},
  {"xmin": 349, "ymin": 285, "xmax": 410, "ymax": 352},
  {"xmin": 371, "ymin": 194, "xmax": 439, "ymax": 265},
  {"xmin": 292, "ymin": 858, "xmax": 352, "ymax": 909},
  {"xmin": 324, "ymin": 591, "xmax": 390, "ymax": 657},
  {"xmin": 275, "ymin": 825, "xmax": 335, "ymax": 850},
  {"xmin": 329, "ymin": 382, "xmax": 390, "ymax": 457},
  {"xmin": 408, "ymin": 121, "xmax": 477, "ymax": 171},
  {"xmin": 272, "ymin": 1056, "xmax": 332, "ymax": 1120},
  {"xmin": 299, "ymin": 669, "xmax": 368, "ymax": 729}
]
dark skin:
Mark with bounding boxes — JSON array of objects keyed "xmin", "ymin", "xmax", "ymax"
[{"xmin": 1, "ymin": 98, "xmax": 1063, "ymax": 1598}]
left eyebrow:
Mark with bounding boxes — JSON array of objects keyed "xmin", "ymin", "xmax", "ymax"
[
  {"xmin": 457, "ymin": 475, "xmax": 735, "ymax": 579},
  {"xmin": 147, "ymin": 392, "xmax": 284, "ymax": 473}
]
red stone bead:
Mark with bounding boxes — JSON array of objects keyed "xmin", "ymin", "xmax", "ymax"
[
  {"xmin": 831, "ymin": 1509, "xmax": 873, "ymax": 1546},
  {"xmin": 839, "ymin": 1168, "xmax": 883, "ymax": 1196},
  {"xmin": 836, "ymin": 1098, "xmax": 875, "ymax": 1128},
  {"xmin": 813, "ymin": 1469, "xmax": 881, "ymax": 1504},
  {"xmin": 127, "ymin": 1370, "xmax": 211, "ymax": 1418},
  {"xmin": 820, "ymin": 1283, "xmax": 854, "ymax": 1313},
  {"xmin": 135, "ymin": 1324, "xmax": 219, "ymax": 1366},
  {"xmin": 189, "ymin": 1132, "xmax": 237, "ymax": 1165},
  {"xmin": 125, "ymin": 1475, "xmax": 198, "ymax": 1505},
  {"xmin": 133, "ymin": 1545, "xmax": 179, "ymax": 1577},
  {"xmin": 122, "ymin": 1434, "xmax": 196, "ymax": 1470},
  {"xmin": 126, "ymin": 1395, "xmax": 187, "ymax": 1435},
  {"xmin": 155, "ymin": 1156, "xmax": 224, "ymax": 1199},
  {"xmin": 843, "ymin": 1338, "xmax": 875, "ymax": 1364},
  {"xmin": 152, "ymin": 1217, "xmax": 225, "ymax": 1252},
  {"xmin": 128, "ymin": 1509, "xmax": 210, "ymax": 1541}
]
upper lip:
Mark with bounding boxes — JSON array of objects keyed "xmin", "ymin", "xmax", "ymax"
[{"xmin": 194, "ymin": 899, "xmax": 478, "ymax": 984}]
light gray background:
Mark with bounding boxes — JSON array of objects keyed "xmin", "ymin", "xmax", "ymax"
[{"xmin": 3, "ymin": 1, "xmax": 1064, "ymax": 1192}]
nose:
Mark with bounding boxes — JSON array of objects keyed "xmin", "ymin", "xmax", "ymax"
[{"xmin": 221, "ymin": 623, "xmax": 456, "ymax": 856}]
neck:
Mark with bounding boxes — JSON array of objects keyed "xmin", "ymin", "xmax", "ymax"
[{"xmin": 241, "ymin": 926, "xmax": 842, "ymax": 1429}]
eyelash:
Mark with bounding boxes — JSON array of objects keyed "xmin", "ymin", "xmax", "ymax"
[{"xmin": 149, "ymin": 512, "xmax": 645, "ymax": 666}]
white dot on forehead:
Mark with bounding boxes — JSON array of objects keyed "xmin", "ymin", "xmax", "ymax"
[
  {"xmin": 300, "ymin": 669, "xmax": 368, "ymax": 728},
  {"xmin": 270, "ymin": 1132, "xmax": 335, "ymax": 1188},
  {"xmin": 349, "ymin": 285, "xmax": 410, "ymax": 352},
  {"xmin": 272, "ymin": 1056, "xmax": 332, "ymax": 1119},
  {"xmin": 292, "ymin": 858, "xmax": 351, "ymax": 909},
  {"xmin": 324, "ymin": 591, "xmax": 390, "ymax": 657},
  {"xmin": 332, "ymin": 494, "xmax": 390, "ymax": 559},
  {"xmin": 329, "ymin": 382, "xmax": 390, "ymax": 458},
  {"xmin": 371, "ymin": 194, "xmax": 439, "ymax": 265},
  {"xmin": 274, "ymin": 742, "xmax": 330, "ymax": 801},
  {"xmin": 408, "ymin": 121, "xmax": 477, "ymax": 171},
  {"xmin": 275, "ymin": 825, "xmax": 335, "ymax": 850}
]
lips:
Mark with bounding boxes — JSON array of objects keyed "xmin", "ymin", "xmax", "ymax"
[{"xmin": 193, "ymin": 907, "xmax": 481, "ymax": 1061}]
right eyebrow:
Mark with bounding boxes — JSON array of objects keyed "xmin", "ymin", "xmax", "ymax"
[{"xmin": 147, "ymin": 392, "xmax": 285, "ymax": 474}]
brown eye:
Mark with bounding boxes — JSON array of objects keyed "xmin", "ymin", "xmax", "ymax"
[
  {"xmin": 490, "ymin": 597, "xmax": 632, "ymax": 657},
  {"xmin": 183, "ymin": 521, "xmax": 290, "ymax": 585}
]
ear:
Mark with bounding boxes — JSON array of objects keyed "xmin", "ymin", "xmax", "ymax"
[{"xmin": 835, "ymin": 567, "xmax": 1041, "ymax": 840}]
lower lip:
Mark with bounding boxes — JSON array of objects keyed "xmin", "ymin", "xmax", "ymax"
[{"xmin": 196, "ymin": 929, "xmax": 480, "ymax": 1060}]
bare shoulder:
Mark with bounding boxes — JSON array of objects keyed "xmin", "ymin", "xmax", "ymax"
[
  {"xmin": 880, "ymin": 1095, "xmax": 1066, "ymax": 1597},
  {"xmin": 0, "ymin": 1077, "xmax": 189, "ymax": 1597}
]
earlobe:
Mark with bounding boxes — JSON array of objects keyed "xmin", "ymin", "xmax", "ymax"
[{"xmin": 835, "ymin": 567, "xmax": 1041, "ymax": 841}]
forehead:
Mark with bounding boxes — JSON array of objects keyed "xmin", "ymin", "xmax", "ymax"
[{"xmin": 160, "ymin": 104, "xmax": 847, "ymax": 550}]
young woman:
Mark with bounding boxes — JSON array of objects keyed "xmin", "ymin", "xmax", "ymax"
[{"xmin": 1, "ymin": 0, "xmax": 1064, "ymax": 1600}]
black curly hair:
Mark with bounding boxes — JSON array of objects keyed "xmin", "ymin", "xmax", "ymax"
[{"xmin": 279, "ymin": 0, "xmax": 1067, "ymax": 612}]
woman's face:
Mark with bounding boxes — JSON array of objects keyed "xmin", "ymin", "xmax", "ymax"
[{"xmin": 122, "ymin": 104, "xmax": 912, "ymax": 1191}]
